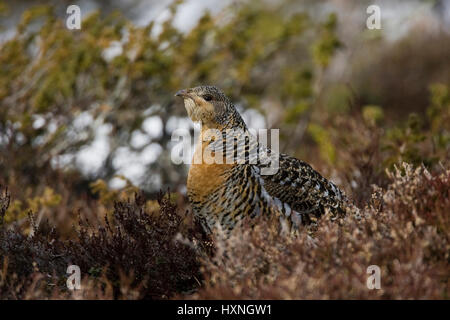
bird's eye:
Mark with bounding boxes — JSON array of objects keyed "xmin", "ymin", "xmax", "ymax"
[{"xmin": 203, "ymin": 94, "xmax": 213, "ymax": 101}]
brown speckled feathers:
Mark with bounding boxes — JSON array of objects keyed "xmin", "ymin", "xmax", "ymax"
[{"xmin": 176, "ymin": 85, "xmax": 347, "ymax": 233}]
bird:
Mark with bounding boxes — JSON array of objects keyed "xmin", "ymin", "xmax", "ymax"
[{"xmin": 175, "ymin": 85, "xmax": 347, "ymax": 234}]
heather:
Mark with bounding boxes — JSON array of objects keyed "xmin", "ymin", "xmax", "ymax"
[{"xmin": 1, "ymin": 160, "xmax": 448, "ymax": 299}]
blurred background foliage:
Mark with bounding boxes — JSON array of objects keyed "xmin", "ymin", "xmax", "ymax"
[{"xmin": 0, "ymin": 0, "xmax": 449, "ymax": 230}]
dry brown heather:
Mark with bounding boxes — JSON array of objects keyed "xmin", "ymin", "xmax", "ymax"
[
  {"xmin": 0, "ymin": 162, "xmax": 448, "ymax": 299},
  {"xmin": 193, "ymin": 163, "xmax": 449, "ymax": 299}
]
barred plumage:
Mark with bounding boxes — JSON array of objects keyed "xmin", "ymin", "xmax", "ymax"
[{"xmin": 175, "ymin": 85, "xmax": 347, "ymax": 233}]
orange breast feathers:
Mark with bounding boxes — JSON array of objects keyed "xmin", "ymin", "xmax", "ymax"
[{"xmin": 187, "ymin": 135, "xmax": 234, "ymax": 202}]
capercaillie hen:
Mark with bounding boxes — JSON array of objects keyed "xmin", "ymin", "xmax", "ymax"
[{"xmin": 175, "ymin": 85, "xmax": 347, "ymax": 233}]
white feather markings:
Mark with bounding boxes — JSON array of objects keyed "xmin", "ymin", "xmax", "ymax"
[{"xmin": 284, "ymin": 202, "xmax": 292, "ymax": 217}]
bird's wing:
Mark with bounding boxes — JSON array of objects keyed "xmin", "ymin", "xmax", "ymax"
[
  {"xmin": 207, "ymin": 130, "xmax": 346, "ymax": 223},
  {"xmin": 258, "ymin": 153, "xmax": 346, "ymax": 222}
]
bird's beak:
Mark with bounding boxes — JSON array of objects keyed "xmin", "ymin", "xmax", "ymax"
[{"xmin": 175, "ymin": 89, "xmax": 190, "ymax": 98}]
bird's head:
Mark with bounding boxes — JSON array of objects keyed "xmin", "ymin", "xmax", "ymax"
[{"xmin": 175, "ymin": 85, "xmax": 246, "ymax": 130}]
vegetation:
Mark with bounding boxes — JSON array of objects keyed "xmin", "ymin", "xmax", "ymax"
[{"xmin": 0, "ymin": 0, "xmax": 448, "ymax": 299}]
